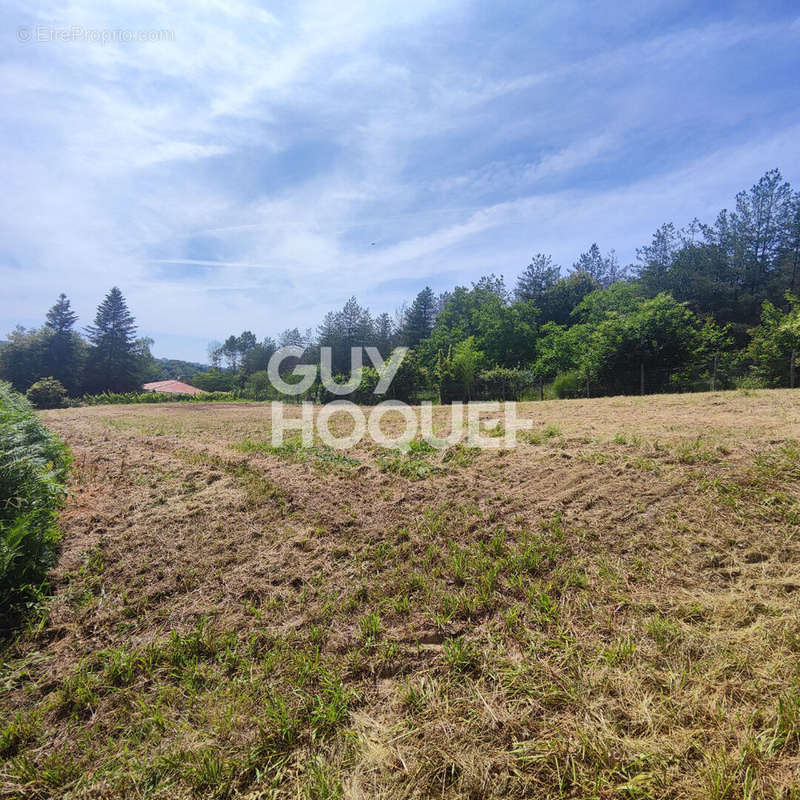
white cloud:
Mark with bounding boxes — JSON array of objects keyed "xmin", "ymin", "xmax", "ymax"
[{"xmin": 1, "ymin": 0, "xmax": 799, "ymax": 359}]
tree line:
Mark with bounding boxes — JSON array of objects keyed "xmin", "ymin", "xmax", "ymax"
[
  {"xmin": 0, "ymin": 288, "xmax": 155, "ymax": 400},
  {"xmin": 3, "ymin": 168, "xmax": 800, "ymax": 404},
  {"xmin": 198, "ymin": 168, "xmax": 800, "ymax": 401}
]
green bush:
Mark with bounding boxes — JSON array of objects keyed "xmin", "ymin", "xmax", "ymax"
[
  {"xmin": 475, "ymin": 367, "xmax": 535, "ymax": 401},
  {"xmin": 552, "ymin": 370, "xmax": 586, "ymax": 399},
  {"xmin": 26, "ymin": 377, "xmax": 67, "ymax": 409},
  {"xmin": 0, "ymin": 382, "xmax": 70, "ymax": 630},
  {"xmin": 80, "ymin": 390, "xmax": 241, "ymax": 405},
  {"xmin": 735, "ymin": 372, "xmax": 769, "ymax": 390}
]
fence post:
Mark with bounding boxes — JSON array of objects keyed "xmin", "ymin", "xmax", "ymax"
[
  {"xmin": 585, "ymin": 371, "xmax": 590, "ymax": 399},
  {"xmin": 640, "ymin": 362, "xmax": 645, "ymax": 396},
  {"xmin": 711, "ymin": 353, "xmax": 718, "ymax": 392},
  {"xmin": 792, "ymin": 349, "xmax": 797, "ymax": 389},
  {"xmin": 539, "ymin": 378, "xmax": 544, "ymax": 401}
]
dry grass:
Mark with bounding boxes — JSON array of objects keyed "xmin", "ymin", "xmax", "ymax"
[{"xmin": 2, "ymin": 389, "xmax": 800, "ymax": 798}]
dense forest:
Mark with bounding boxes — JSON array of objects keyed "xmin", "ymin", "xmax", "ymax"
[{"xmin": 3, "ymin": 168, "xmax": 800, "ymax": 406}]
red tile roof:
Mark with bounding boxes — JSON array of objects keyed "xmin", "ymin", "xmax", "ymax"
[{"xmin": 142, "ymin": 380, "xmax": 205, "ymax": 395}]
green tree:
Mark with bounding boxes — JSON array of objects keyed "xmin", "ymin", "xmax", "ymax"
[
  {"xmin": 317, "ymin": 297, "xmax": 375, "ymax": 375},
  {"xmin": 734, "ymin": 168, "xmax": 792, "ymax": 298},
  {"xmin": 278, "ymin": 328, "xmax": 309, "ymax": 349},
  {"xmin": 452, "ymin": 337, "xmax": 482, "ymax": 399},
  {"xmin": 244, "ymin": 370, "xmax": 273, "ymax": 399},
  {"xmin": 420, "ymin": 276, "xmax": 510, "ymax": 366},
  {"xmin": 514, "ymin": 254, "xmax": 560, "ymax": 302},
  {"xmin": 241, "ymin": 337, "xmax": 277, "ymax": 376},
  {"xmin": 537, "ymin": 272, "xmax": 599, "ymax": 325},
  {"xmin": 573, "ymin": 244, "xmax": 627, "ymax": 289},
  {"xmin": 532, "ymin": 322, "xmax": 583, "ymax": 386},
  {"xmin": 0, "ymin": 327, "xmax": 50, "ymax": 392},
  {"xmin": 193, "ymin": 368, "xmax": 237, "ymax": 392},
  {"xmin": 748, "ymin": 294, "xmax": 800, "ymax": 387},
  {"xmin": 779, "ymin": 192, "xmax": 800, "ymax": 293},
  {"xmin": 573, "ymin": 282, "xmax": 647, "ymax": 323},
  {"xmin": 434, "ymin": 338, "xmax": 484, "ymax": 402},
  {"xmin": 582, "ymin": 293, "xmax": 707, "ymax": 395},
  {"xmin": 374, "ymin": 313, "xmax": 395, "ymax": 357},
  {"xmin": 45, "ymin": 293, "xmax": 77, "ymax": 333},
  {"xmin": 635, "ymin": 223, "xmax": 679, "ymax": 295},
  {"xmin": 42, "ymin": 294, "xmax": 86, "ymax": 393},
  {"xmin": 0, "ymin": 294, "xmax": 86, "ymax": 395},
  {"xmin": 221, "ymin": 335, "xmax": 241, "ymax": 371},
  {"xmin": 84, "ymin": 287, "xmax": 141, "ymax": 393},
  {"xmin": 401, "ymin": 287, "xmax": 437, "ymax": 347}
]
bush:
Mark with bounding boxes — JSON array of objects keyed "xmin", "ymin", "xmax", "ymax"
[
  {"xmin": 552, "ymin": 370, "xmax": 586, "ymax": 399},
  {"xmin": 735, "ymin": 372, "xmax": 769, "ymax": 390},
  {"xmin": 0, "ymin": 382, "xmax": 70, "ymax": 631},
  {"xmin": 80, "ymin": 390, "xmax": 241, "ymax": 405},
  {"xmin": 26, "ymin": 377, "xmax": 67, "ymax": 409},
  {"xmin": 475, "ymin": 367, "xmax": 535, "ymax": 401}
]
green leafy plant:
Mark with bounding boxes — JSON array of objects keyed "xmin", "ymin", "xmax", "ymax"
[
  {"xmin": 25, "ymin": 377, "xmax": 67, "ymax": 410},
  {"xmin": 0, "ymin": 382, "xmax": 70, "ymax": 631}
]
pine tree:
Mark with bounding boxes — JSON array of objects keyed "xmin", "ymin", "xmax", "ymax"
[
  {"xmin": 85, "ymin": 287, "xmax": 140, "ymax": 393},
  {"xmin": 374, "ymin": 312, "xmax": 395, "ymax": 357},
  {"xmin": 316, "ymin": 297, "xmax": 374, "ymax": 374},
  {"xmin": 45, "ymin": 293, "xmax": 78, "ymax": 333},
  {"xmin": 43, "ymin": 293, "xmax": 83, "ymax": 394},
  {"xmin": 514, "ymin": 254, "xmax": 560, "ymax": 302},
  {"xmin": 635, "ymin": 223, "xmax": 679, "ymax": 293},
  {"xmin": 402, "ymin": 287, "xmax": 437, "ymax": 347},
  {"xmin": 573, "ymin": 244, "xmax": 627, "ymax": 288}
]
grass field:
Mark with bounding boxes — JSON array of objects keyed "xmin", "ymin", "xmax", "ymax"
[{"xmin": 2, "ymin": 391, "xmax": 800, "ymax": 798}]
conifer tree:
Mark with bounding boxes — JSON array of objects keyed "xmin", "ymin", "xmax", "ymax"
[
  {"xmin": 45, "ymin": 293, "xmax": 78, "ymax": 333},
  {"xmin": 43, "ymin": 293, "xmax": 83, "ymax": 394},
  {"xmin": 401, "ymin": 287, "xmax": 437, "ymax": 347},
  {"xmin": 84, "ymin": 287, "xmax": 140, "ymax": 392}
]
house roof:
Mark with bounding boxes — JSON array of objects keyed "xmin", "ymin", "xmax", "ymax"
[{"xmin": 142, "ymin": 380, "xmax": 205, "ymax": 395}]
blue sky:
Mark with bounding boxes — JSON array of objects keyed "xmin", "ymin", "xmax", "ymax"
[{"xmin": 2, "ymin": 0, "xmax": 800, "ymax": 362}]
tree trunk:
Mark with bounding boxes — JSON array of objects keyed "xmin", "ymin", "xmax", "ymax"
[
  {"xmin": 640, "ymin": 362, "xmax": 645, "ymax": 396},
  {"xmin": 792, "ymin": 349, "xmax": 797, "ymax": 390},
  {"xmin": 585, "ymin": 372, "xmax": 590, "ymax": 399},
  {"xmin": 539, "ymin": 379, "xmax": 544, "ymax": 401}
]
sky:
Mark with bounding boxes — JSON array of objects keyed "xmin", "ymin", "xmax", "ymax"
[{"xmin": 2, "ymin": 0, "xmax": 800, "ymax": 362}]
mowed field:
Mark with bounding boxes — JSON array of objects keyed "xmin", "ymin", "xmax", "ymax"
[{"xmin": 3, "ymin": 392, "xmax": 800, "ymax": 798}]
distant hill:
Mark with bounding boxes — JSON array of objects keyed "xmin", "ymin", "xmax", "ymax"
[{"xmin": 151, "ymin": 358, "xmax": 209, "ymax": 383}]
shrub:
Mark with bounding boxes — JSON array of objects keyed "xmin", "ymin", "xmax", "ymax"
[
  {"xmin": 475, "ymin": 367, "xmax": 535, "ymax": 401},
  {"xmin": 552, "ymin": 370, "xmax": 585, "ymax": 399},
  {"xmin": 735, "ymin": 371, "xmax": 769, "ymax": 390},
  {"xmin": 26, "ymin": 377, "xmax": 67, "ymax": 409},
  {"xmin": 0, "ymin": 382, "xmax": 70, "ymax": 630},
  {"xmin": 80, "ymin": 390, "xmax": 241, "ymax": 406}
]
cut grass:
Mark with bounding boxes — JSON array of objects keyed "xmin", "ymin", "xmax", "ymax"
[
  {"xmin": 5, "ymin": 391, "xmax": 800, "ymax": 798},
  {"xmin": 233, "ymin": 436, "xmax": 361, "ymax": 470}
]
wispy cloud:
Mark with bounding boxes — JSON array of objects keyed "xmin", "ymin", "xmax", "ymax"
[{"xmin": 1, "ymin": 0, "xmax": 799, "ymax": 359}]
